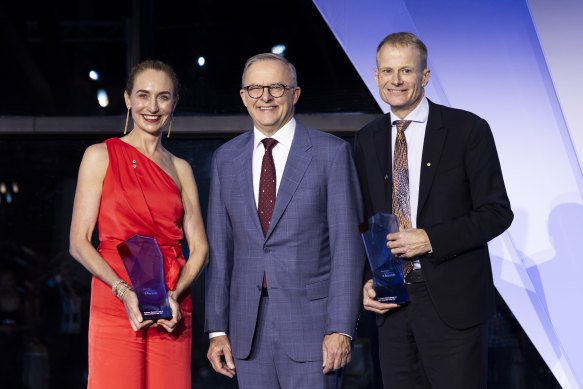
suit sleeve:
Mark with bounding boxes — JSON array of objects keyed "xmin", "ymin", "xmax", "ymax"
[
  {"xmin": 424, "ymin": 117, "xmax": 513, "ymax": 263},
  {"xmin": 353, "ymin": 131, "xmax": 373, "ymax": 282},
  {"xmin": 204, "ymin": 151, "xmax": 233, "ymax": 333},
  {"xmin": 326, "ymin": 141, "xmax": 365, "ymax": 338}
]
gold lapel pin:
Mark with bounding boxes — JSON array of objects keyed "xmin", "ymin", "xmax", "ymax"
[{"xmin": 426, "ymin": 162, "xmax": 431, "ymax": 167}]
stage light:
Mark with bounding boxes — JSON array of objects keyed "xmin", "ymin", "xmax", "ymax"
[
  {"xmin": 197, "ymin": 57, "xmax": 206, "ymax": 67},
  {"xmin": 97, "ymin": 89, "xmax": 109, "ymax": 107},
  {"xmin": 12, "ymin": 182, "xmax": 19, "ymax": 193},
  {"xmin": 89, "ymin": 70, "xmax": 99, "ymax": 81},
  {"xmin": 271, "ymin": 44, "xmax": 286, "ymax": 56},
  {"xmin": 0, "ymin": 182, "xmax": 6, "ymax": 194}
]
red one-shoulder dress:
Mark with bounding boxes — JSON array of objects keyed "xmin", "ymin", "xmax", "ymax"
[{"xmin": 88, "ymin": 138, "xmax": 192, "ymax": 389}]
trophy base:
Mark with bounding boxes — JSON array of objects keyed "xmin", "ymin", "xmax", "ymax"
[
  {"xmin": 141, "ymin": 302, "xmax": 172, "ymax": 321},
  {"xmin": 374, "ymin": 283, "xmax": 410, "ymax": 305}
]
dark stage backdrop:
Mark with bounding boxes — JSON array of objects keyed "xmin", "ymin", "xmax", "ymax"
[{"xmin": 0, "ymin": 134, "xmax": 558, "ymax": 389}]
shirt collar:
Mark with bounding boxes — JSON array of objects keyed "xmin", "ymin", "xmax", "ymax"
[
  {"xmin": 253, "ymin": 117, "xmax": 296, "ymax": 149},
  {"xmin": 390, "ymin": 97, "xmax": 429, "ymax": 125}
]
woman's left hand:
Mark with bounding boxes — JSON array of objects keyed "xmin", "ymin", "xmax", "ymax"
[{"xmin": 155, "ymin": 290, "xmax": 182, "ymax": 332}]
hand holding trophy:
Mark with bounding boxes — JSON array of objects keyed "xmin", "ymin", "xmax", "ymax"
[
  {"xmin": 117, "ymin": 235, "xmax": 172, "ymax": 320},
  {"xmin": 359, "ymin": 213, "xmax": 409, "ymax": 304}
]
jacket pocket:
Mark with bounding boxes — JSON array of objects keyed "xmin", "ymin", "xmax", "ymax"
[{"xmin": 305, "ymin": 279, "xmax": 329, "ymax": 300}]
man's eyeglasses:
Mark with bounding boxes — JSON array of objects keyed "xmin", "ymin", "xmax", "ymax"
[{"xmin": 242, "ymin": 83, "xmax": 295, "ymax": 99}]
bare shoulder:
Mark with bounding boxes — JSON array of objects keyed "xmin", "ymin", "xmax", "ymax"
[
  {"xmin": 75, "ymin": 143, "xmax": 109, "ymax": 187},
  {"xmin": 84, "ymin": 142, "xmax": 107, "ymax": 158},
  {"xmin": 81, "ymin": 143, "xmax": 109, "ymax": 170},
  {"xmin": 170, "ymin": 155, "xmax": 198, "ymax": 194}
]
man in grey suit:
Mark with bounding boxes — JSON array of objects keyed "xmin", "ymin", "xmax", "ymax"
[{"xmin": 204, "ymin": 53, "xmax": 365, "ymax": 388}]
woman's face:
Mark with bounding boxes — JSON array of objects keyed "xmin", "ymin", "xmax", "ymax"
[{"xmin": 124, "ymin": 69, "xmax": 177, "ymax": 135}]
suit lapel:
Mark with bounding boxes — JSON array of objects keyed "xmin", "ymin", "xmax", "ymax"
[
  {"xmin": 418, "ymin": 101, "xmax": 446, "ymax": 218},
  {"xmin": 234, "ymin": 131, "xmax": 264, "ymax": 236},
  {"xmin": 266, "ymin": 122, "xmax": 312, "ymax": 239},
  {"xmin": 372, "ymin": 114, "xmax": 393, "ymax": 210}
]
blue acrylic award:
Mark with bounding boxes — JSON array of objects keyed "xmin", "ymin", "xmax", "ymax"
[
  {"xmin": 117, "ymin": 235, "xmax": 172, "ymax": 320},
  {"xmin": 359, "ymin": 213, "xmax": 409, "ymax": 304}
]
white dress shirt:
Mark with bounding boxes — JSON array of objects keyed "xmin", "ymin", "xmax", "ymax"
[
  {"xmin": 252, "ymin": 119, "xmax": 296, "ymax": 206},
  {"xmin": 390, "ymin": 97, "xmax": 429, "ymax": 269},
  {"xmin": 390, "ymin": 97, "xmax": 429, "ymax": 230}
]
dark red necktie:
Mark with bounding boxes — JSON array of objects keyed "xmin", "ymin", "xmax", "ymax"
[
  {"xmin": 258, "ymin": 138, "xmax": 278, "ymax": 288},
  {"xmin": 392, "ymin": 120, "xmax": 414, "ymax": 277}
]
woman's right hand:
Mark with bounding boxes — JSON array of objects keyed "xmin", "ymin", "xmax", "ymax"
[{"xmin": 122, "ymin": 290, "xmax": 153, "ymax": 331}]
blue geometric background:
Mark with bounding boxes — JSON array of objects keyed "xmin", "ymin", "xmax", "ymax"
[{"xmin": 312, "ymin": 0, "xmax": 583, "ymax": 387}]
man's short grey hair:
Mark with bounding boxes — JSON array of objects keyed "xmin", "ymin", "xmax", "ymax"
[{"xmin": 241, "ymin": 53, "xmax": 298, "ymax": 87}]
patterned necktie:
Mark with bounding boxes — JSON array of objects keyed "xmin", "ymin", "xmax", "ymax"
[
  {"xmin": 258, "ymin": 138, "xmax": 278, "ymax": 288},
  {"xmin": 392, "ymin": 120, "xmax": 414, "ymax": 277}
]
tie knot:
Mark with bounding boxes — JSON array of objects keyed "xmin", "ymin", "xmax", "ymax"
[
  {"xmin": 394, "ymin": 120, "xmax": 412, "ymax": 133},
  {"xmin": 262, "ymin": 138, "xmax": 278, "ymax": 152}
]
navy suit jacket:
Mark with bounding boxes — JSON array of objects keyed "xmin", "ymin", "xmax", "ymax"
[
  {"xmin": 354, "ymin": 100, "xmax": 513, "ymax": 329},
  {"xmin": 205, "ymin": 121, "xmax": 365, "ymax": 361}
]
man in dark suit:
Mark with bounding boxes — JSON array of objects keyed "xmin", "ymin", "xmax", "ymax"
[
  {"xmin": 205, "ymin": 53, "xmax": 364, "ymax": 388},
  {"xmin": 354, "ymin": 32, "xmax": 513, "ymax": 388}
]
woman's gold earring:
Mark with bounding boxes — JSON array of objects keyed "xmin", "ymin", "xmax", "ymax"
[
  {"xmin": 124, "ymin": 107, "xmax": 130, "ymax": 135},
  {"xmin": 167, "ymin": 115, "xmax": 173, "ymax": 139}
]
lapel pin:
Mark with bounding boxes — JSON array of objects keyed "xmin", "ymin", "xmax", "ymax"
[
  {"xmin": 384, "ymin": 174, "xmax": 389, "ymax": 180},
  {"xmin": 426, "ymin": 162, "xmax": 431, "ymax": 167}
]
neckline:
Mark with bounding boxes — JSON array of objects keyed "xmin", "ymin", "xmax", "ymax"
[{"xmin": 113, "ymin": 138, "xmax": 181, "ymax": 193}]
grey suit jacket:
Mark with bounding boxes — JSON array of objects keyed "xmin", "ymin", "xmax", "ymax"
[{"xmin": 205, "ymin": 121, "xmax": 365, "ymax": 361}]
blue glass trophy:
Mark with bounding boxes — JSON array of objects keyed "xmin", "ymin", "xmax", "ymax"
[
  {"xmin": 359, "ymin": 213, "xmax": 409, "ymax": 304},
  {"xmin": 117, "ymin": 235, "xmax": 172, "ymax": 320}
]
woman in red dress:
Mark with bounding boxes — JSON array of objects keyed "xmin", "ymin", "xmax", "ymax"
[{"xmin": 69, "ymin": 60, "xmax": 208, "ymax": 389}]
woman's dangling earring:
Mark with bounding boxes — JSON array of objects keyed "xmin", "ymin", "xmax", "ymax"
[
  {"xmin": 167, "ymin": 114, "xmax": 173, "ymax": 138},
  {"xmin": 124, "ymin": 107, "xmax": 131, "ymax": 135}
]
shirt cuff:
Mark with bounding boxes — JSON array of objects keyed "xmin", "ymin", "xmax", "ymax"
[{"xmin": 209, "ymin": 331, "xmax": 227, "ymax": 339}]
